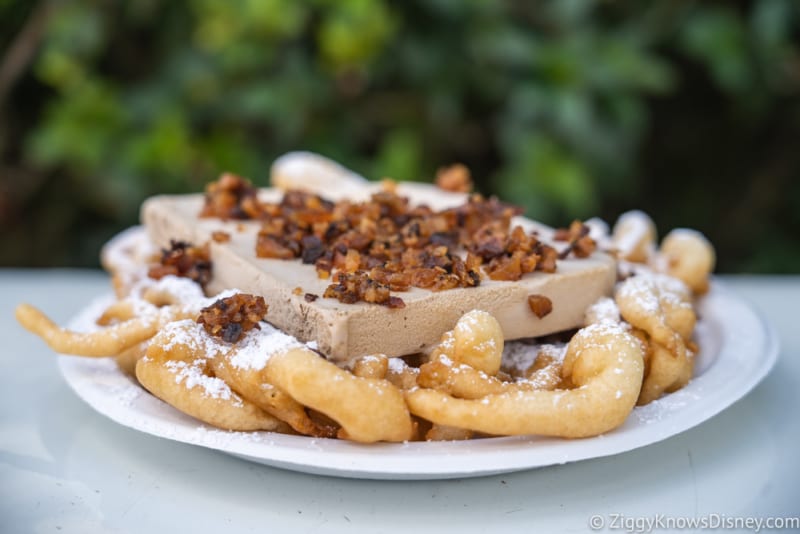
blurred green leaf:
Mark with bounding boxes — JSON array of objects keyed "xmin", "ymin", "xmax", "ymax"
[
  {"xmin": 1, "ymin": 0, "xmax": 796, "ymax": 272},
  {"xmin": 680, "ymin": 7, "xmax": 753, "ymax": 94}
]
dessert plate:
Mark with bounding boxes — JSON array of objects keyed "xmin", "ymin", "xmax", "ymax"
[{"xmin": 57, "ymin": 282, "xmax": 778, "ymax": 480}]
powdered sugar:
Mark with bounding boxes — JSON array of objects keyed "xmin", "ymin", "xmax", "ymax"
[
  {"xmin": 228, "ymin": 323, "xmax": 303, "ymax": 371},
  {"xmin": 100, "ymin": 226, "xmax": 156, "ymax": 284},
  {"xmin": 165, "ymin": 358, "xmax": 234, "ymax": 401},
  {"xmin": 502, "ymin": 341, "xmax": 567, "ymax": 376},
  {"xmin": 387, "ymin": 357, "xmax": 407, "ymax": 373},
  {"xmin": 616, "ymin": 271, "xmax": 692, "ymax": 317},
  {"xmin": 130, "ymin": 275, "xmax": 206, "ymax": 306},
  {"xmin": 612, "ymin": 210, "xmax": 654, "ymax": 257},
  {"xmin": 585, "ymin": 297, "xmax": 621, "ymax": 325},
  {"xmin": 160, "ymin": 319, "xmax": 228, "ymax": 356},
  {"xmin": 584, "ymin": 217, "xmax": 611, "ymax": 249}
]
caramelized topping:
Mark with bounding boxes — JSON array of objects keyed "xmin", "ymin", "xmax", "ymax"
[
  {"xmin": 435, "ymin": 163, "xmax": 473, "ymax": 193},
  {"xmin": 324, "ymin": 271, "xmax": 405, "ymax": 308},
  {"xmin": 199, "ymin": 174, "xmax": 596, "ymax": 307},
  {"xmin": 527, "ymin": 294, "xmax": 553, "ymax": 318},
  {"xmin": 200, "ymin": 173, "xmax": 263, "ymax": 220},
  {"xmin": 471, "ymin": 224, "xmax": 559, "ymax": 281},
  {"xmin": 211, "ymin": 231, "xmax": 231, "ymax": 243},
  {"xmin": 553, "ymin": 220, "xmax": 597, "ymax": 259},
  {"xmin": 197, "ymin": 294, "xmax": 268, "ymax": 343},
  {"xmin": 148, "ymin": 240, "xmax": 212, "ymax": 288}
]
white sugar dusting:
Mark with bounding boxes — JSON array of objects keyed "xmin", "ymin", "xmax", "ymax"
[
  {"xmin": 612, "ymin": 210, "xmax": 653, "ymax": 256},
  {"xmin": 387, "ymin": 358, "xmax": 408, "ymax": 373},
  {"xmin": 502, "ymin": 341, "xmax": 567, "ymax": 376},
  {"xmin": 616, "ymin": 271, "xmax": 692, "ymax": 317},
  {"xmin": 228, "ymin": 323, "xmax": 303, "ymax": 371},
  {"xmin": 129, "ymin": 275, "xmax": 206, "ymax": 307},
  {"xmin": 584, "ymin": 217, "xmax": 611, "ymax": 248},
  {"xmin": 585, "ymin": 297, "xmax": 621, "ymax": 325},
  {"xmin": 165, "ymin": 358, "xmax": 233, "ymax": 400},
  {"xmin": 160, "ymin": 320, "xmax": 227, "ymax": 356},
  {"xmin": 101, "ymin": 226, "xmax": 156, "ymax": 284}
]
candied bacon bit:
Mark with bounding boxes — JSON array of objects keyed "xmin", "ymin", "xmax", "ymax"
[
  {"xmin": 292, "ymin": 287, "xmax": 303, "ymax": 296},
  {"xmin": 301, "ymin": 235, "xmax": 326, "ymax": 264},
  {"xmin": 304, "ymin": 293, "xmax": 319, "ymax": 302},
  {"xmin": 211, "ymin": 231, "xmax": 231, "ymax": 243},
  {"xmin": 486, "ymin": 253, "xmax": 523, "ymax": 281},
  {"xmin": 435, "ymin": 163, "xmax": 473, "ymax": 193},
  {"xmin": 200, "ymin": 173, "xmax": 262, "ymax": 220},
  {"xmin": 536, "ymin": 243, "xmax": 559, "ymax": 273},
  {"xmin": 387, "ymin": 296, "xmax": 406, "ymax": 309},
  {"xmin": 196, "ymin": 171, "xmax": 598, "ymax": 306},
  {"xmin": 148, "ymin": 240, "xmax": 212, "ymax": 288},
  {"xmin": 380, "ymin": 179, "xmax": 398, "ymax": 193},
  {"xmin": 344, "ymin": 248, "xmax": 361, "ymax": 273},
  {"xmin": 528, "ymin": 294, "xmax": 553, "ymax": 319},
  {"xmin": 555, "ymin": 220, "xmax": 596, "ymax": 259},
  {"xmin": 197, "ymin": 294, "xmax": 268, "ymax": 343},
  {"xmin": 323, "ymin": 271, "xmax": 405, "ymax": 308},
  {"xmin": 572, "ymin": 235, "xmax": 596, "ymax": 258},
  {"xmin": 256, "ymin": 233, "xmax": 297, "ymax": 259}
]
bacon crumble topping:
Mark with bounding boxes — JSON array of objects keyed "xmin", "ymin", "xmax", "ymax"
[
  {"xmin": 148, "ymin": 240, "xmax": 212, "ymax": 288},
  {"xmin": 200, "ymin": 174, "xmax": 597, "ymax": 307},
  {"xmin": 197, "ymin": 293, "xmax": 268, "ymax": 343},
  {"xmin": 199, "ymin": 173, "xmax": 263, "ymax": 220},
  {"xmin": 435, "ymin": 163, "xmax": 473, "ymax": 193},
  {"xmin": 553, "ymin": 220, "xmax": 597, "ymax": 259},
  {"xmin": 211, "ymin": 231, "xmax": 231, "ymax": 243},
  {"xmin": 527, "ymin": 294, "xmax": 553, "ymax": 318}
]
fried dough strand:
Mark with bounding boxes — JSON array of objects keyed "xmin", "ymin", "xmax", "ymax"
[
  {"xmin": 406, "ymin": 322, "xmax": 645, "ymax": 438},
  {"xmin": 265, "ymin": 347, "xmax": 414, "ymax": 443},
  {"xmin": 136, "ymin": 321, "xmax": 290, "ymax": 432},
  {"xmin": 16, "ymin": 303, "xmax": 162, "ymax": 357}
]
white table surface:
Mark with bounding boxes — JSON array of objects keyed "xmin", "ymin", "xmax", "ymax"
[{"xmin": 1, "ymin": 270, "xmax": 797, "ymax": 533}]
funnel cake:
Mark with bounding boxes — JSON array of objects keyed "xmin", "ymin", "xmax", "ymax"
[{"xmin": 141, "ymin": 153, "xmax": 616, "ymax": 362}]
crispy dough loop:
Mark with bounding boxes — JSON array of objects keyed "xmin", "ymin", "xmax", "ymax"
[
  {"xmin": 264, "ymin": 347, "xmax": 414, "ymax": 443},
  {"xmin": 16, "ymin": 303, "xmax": 162, "ymax": 357},
  {"xmin": 406, "ymin": 322, "xmax": 645, "ymax": 438},
  {"xmin": 136, "ymin": 321, "xmax": 289, "ymax": 432},
  {"xmin": 636, "ymin": 338, "xmax": 693, "ymax": 405},
  {"xmin": 433, "ymin": 309, "xmax": 504, "ymax": 375},
  {"xmin": 614, "ymin": 273, "xmax": 697, "ymax": 405},
  {"xmin": 418, "ymin": 310, "xmax": 563, "ymax": 399},
  {"xmin": 115, "ymin": 340, "xmax": 150, "ymax": 377},
  {"xmin": 351, "ymin": 354, "xmax": 389, "ymax": 379},
  {"xmin": 418, "ymin": 353, "xmax": 508, "ymax": 399},
  {"xmin": 615, "ymin": 273, "xmax": 694, "ymax": 353},
  {"xmin": 100, "ymin": 226, "xmax": 157, "ymax": 298},
  {"xmin": 659, "ymin": 229, "xmax": 716, "ymax": 295},
  {"xmin": 210, "ymin": 352, "xmax": 337, "ymax": 438},
  {"xmin": 384, "ymin": 358, "xmax": 419, "ymax": 390},
  {"xmin": 612, "ymin": 210, "xmax": 657, "ymax": 263}
]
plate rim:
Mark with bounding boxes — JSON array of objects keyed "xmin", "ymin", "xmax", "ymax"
[{"xmin": 57, "ymin": 281, "xmax": 779, "ymax": 480}]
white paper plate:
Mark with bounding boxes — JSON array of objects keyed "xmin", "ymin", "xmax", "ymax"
[{"xmin": 58, "ymin": 282, "xmax": 778, "ymax": 480}]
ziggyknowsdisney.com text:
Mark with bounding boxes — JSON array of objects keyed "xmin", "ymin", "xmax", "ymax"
[{"xmin": 589, "ymin": 513, "xmax": 800, "ymax": 533}]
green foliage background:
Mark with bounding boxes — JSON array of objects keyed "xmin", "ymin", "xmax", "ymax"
[{"xmin": 1, "ymin": 0, "xmax": 798, "ymax": 272}]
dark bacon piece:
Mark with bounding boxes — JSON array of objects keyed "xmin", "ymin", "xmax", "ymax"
[
  {"xmin": 200, "ymin": 173, "xmax": 263, "ymax": 220},
  {"xmin": 527, "ymin": 294, "xmax": 553, "ymax": 318},
  {"xmin": 323, "ymin": 271, "xmax": 405, "ymax": 308},
  {"xmin": 435, "ymin": 163, "xmax": 473, "ymax": 193},
  {"xmin": 148, "ymin": 240, "xmax": 212, "ymax": 288},
  {"xmin": 554, "ymin": 220, "xmax": 596, "ymax": 259},
  {"xmin": 197, "ymin": 293, "xmax": 268, "ymax": 343},
  {"xmin": 196, "ymin": 169, "xmax": 596, "ymax": 307}
]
